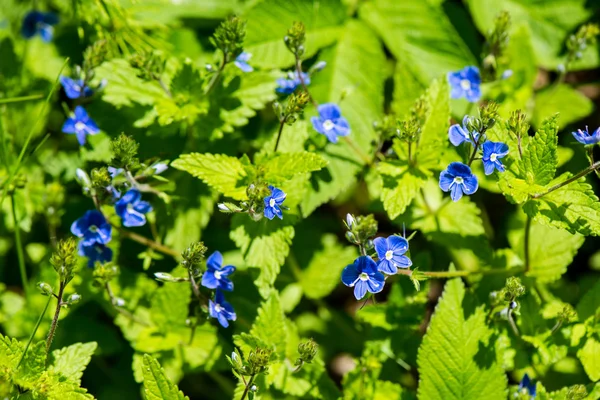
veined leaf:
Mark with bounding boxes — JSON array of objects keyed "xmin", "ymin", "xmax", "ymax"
[
  {"xmin": 378, "ymin": 161, "xmax": 428, "ymax": 220},
  {"xmin": 577, "ymin": 278, "xmax": 600, "ymax": 322},
  {"xmin": 249, "ymin": 293, "xmax": 287, "ymax": 357},
  {"xmin": 51, "ymin": 342, "xmax": 98, "ymax": 384},
  {"xmin": 520, "ymin": 115, "xmax": 559, "ymax": 186},
  {"xmin": 150, "ymin": 280, "xmax": 191, "ymax": 333},
  {"xmin": 417, "ymin": 278, "xmax": 507, "ymax": 400},
  {"xmin": 578, "ymin": 338, "xmax": 600, "ymax": 382},
  {"xmin": 260, "ymin": 151, "xmax": 328, "ymax": 183},
  {"xmin": 142, "ymin": 354, "xmax": 189, "ymax": 400}
]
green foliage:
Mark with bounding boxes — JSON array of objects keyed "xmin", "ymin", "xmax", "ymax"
[
  {"xmin": 142, "ymin": 354, "xmax": 189, "ymax": 400},
  {"xmin": 417, "ymin": 278, "xmax": 507, "ymax": 399}
]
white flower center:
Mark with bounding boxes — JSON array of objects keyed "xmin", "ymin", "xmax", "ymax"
[
  {"xmin": 269, "ymin": 198, "xmax": 276, "ymax": 207},
  {"xmin": 75, "ymin": 121, "xmax": 86, "ymax": 131},
  {"xmin": 385, "ymin": 250, "xmax": 394, "ymax": 260},
  {"xmin": 214, "ymin": 304, "xmax": 223, "ymax": 312},
  {"xmin": 460, "ymin": 79, "xmax": 471, "ymax": 90},
  {"xmin": 359, "ymin": 272, "xmax": 369, "ymax": 281},
  {"xmin": 453, "ymin": 176, "xmax": 464, "ymax": 185},
  {"xmin": 322, "ymin": 120, "xmax": 335, "ymax": 131},
  {"xmin": 490, "ymin": 153, "xmax": 497, "ymax": 162},
  {"xmin": 214, "ymin": 270, "xmax": 222, "ymax": 280}
]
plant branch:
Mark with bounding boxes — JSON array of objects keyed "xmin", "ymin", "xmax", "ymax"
[
  {"xmin": 395, "ymin": 266, "xmax": 525, "ymax": 279},
  {"xmin": 46, "ymin": 281, "xmax": 65, "ymax": 362},
  {"xmin": 205, "ymin": 52, "xmax": 228, "ymax": 95},
  {"xmin": 274, "ymin": 118, "xmax": 286, "ymax": 152},
  {"xmin": 0, "ymin": 94, "xmax": 44, "ymax": 104},
  {"xmin": 118, "ymin": 227, "xmax": 180, "ymax": 258},
  {"xmin": 532, "ymin": 161, "xmax": 600, "ymax": 199},
  {"xmin": 240, "ymin": 374, "xmax": 256, "ymax": 400},
  {"xmin": 524, "ymin": 215, "xmax": 531, "ymax": 272},
  {"xmin": 11, "ymin": 192, "xmax": 29, "ymax": 300}
]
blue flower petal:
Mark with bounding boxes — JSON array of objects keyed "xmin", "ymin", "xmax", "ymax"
[
  {"xmin": 318, "ymin": 103, "xmax": 341, "ymax": 120},
  {"xmin": 387, "ymin": 235, "xmax": 408, "ymax": 254},
  {"xmin": 391, "ymin": 254, "xmax": 412, "ymax": 269},
  {"xmin": 448, "ymin": 124, "xmax": 468, "ymax": 146},
  {"xmin": 358, "ymin": 255, "xmax": 378, "ymax": 275},
  {"xmin": 62, "ymin": 117, "xmax": 77, "ymax": 134},
  {"xmin": 366, "ymin": 272, "xmax": 385, "ymax": 293},
  {"xmin": 450, "ymin": 183, "xmax": 464, "ymax": 202},
  {"xmin": 377, "ymin": 259, "xmax": 397, "ymax": 275},
  {"xmin": 264, "ymin": 205, "xmax": 276, "ymax": 220},
  {"xmin": 373, "ymin": 237, "xmax": 388, "ymax": 260},
  {"xmin": 206, "ymin": 251, "xmax": 223, "ymax": 270},
  {"xmin": 202, "ymin": 271, "xmax": 219, "ymax": 289},
  {"xmin": 341, "ymin": 263, "xmax": 359, "ymax": 287},
  {"xmin": 353, "ymin": 280, "xmax": 368, "ymax": 300}
]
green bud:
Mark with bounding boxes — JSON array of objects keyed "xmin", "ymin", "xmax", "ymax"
[
  {"xmin": 210, "ymin": 16, "xmax": 246, "ymax": 62},
  {"xmin": 558, "ymin": 304, "xmax": 577, "ymax": 323},
  {"xmin": 348, "ymin": 214, "xmax": 378, "ymax": 245},
  {"xmin": 507, "ymin": 109, "xmax": 529, "ymax": 139},
  {"xmin": 37, "ymin": 282, "xmax": 53, "ymax": 296},
  {"xmin": 481, "ymin": 11, "xmax": 511, "ymax": 81},
  {"xmin": 246, "ymin": 347, "xmax": 273, "ymax": 375},
  {"xmin": 93, "ymin": 263, "xmax": 120, "ymax": 286},
  {"xmin": 66, "ymin": 293, "xmax": 81, "ymax": 305},
  {"xmin": 284, "ymin": 91, "xmax": 310, "ymax": 124},
  {"xmin": 50, "ymin": 238, "xmax": 78, "ymax": 282},
  {"xmin": 83, "ymin": 39, "xmax": 108, "ymax": 72},
  {"xmin": 373, "ymin": 114, "xmax": 398, "ymax": 140},
  {"xmin": 296, "ymin": 339, "xmax": 318, "ymax": 365},
  {"xmin": 567, "ymin": 23, "xmax": 600, "ymax": 62},
  {"xmin": 566, "ymin": 384, "xmax": 587, "ymax": 400},
  {"xmin": 129, "ymin": 51, "xmax": 167, "ymax": 81},
  {"xmin": 181, "ymin": 242, "xmax": 208, "ymax": 271},
  {"xmin": 227, "ymin": 349, "xmax": 245, "ymax": 375},
  {"xmin": 284, "ymin": 21, "xmax": 306, "ymax": 57},
  {"xmin": 479, "ymin": 101, "xmax": 499, "ymax": 130},
  {"xmin": 501, "ymin": 277, "xmax": 525, "ymax": 301},
  {"xmin": 91, "ymin": 167, "xmax": 111, "ymax": 190},
  {"xmin": 110, "ymin": 133, "xmax": 140, "ymax": 171},
  {"xmin": 154, "ymin": 272, "xmax": 188, "ymax": 283}
]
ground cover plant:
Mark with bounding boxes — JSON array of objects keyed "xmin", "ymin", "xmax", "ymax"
[{"xmin": 1, "ymin": 0, "xmax": 600, "ymax": 399}]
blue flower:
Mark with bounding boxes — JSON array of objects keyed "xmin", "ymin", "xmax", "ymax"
[
  {"xmin": 201, "ymin": 251, "xmax": 236, "ymax": 292},
  {"xmin": 234, "ymin": 52, "xmax": 253, "ymax": 72},
  {"xmin": 115, "ymin": 189, "xmax": 152, "ymax": 227},
  {"xmin": 482, "ymin": 141, "xmax": 509, "ymax": 175},
  {"xmin": 572, "ymin": 126, "xmax": 600, "ymax": 145},
  {"xmin": 78, "ymin": 242, "xmax": 112, "ymax": 268},
  {"xmin": 373, "ymin": 235, "xmax": 412, "ymax": 274},
  {"xmin": 62, "ymin": 106, "xmax": 100, "ymax": 145},
  {"xmin": 276, "ymin": 71, "xmax": 310, "ymax": 94},
  {"xmin": 439, "ymin": 162, "xmax": 478, "ymax": 202},
  {"xmin": 518, "ymin": 374, "xmax": 536, "ymax": 399},
  {"xmin": 448, "ymin": 66, "xmax": 481, "ymax": 102},
  {"xmin": 71, "ymin": 210, "xmax": 112, "ymax": 246},
  {"xmin": 311, "ymin": 103, "xmax": 350, "ymax": 143},
  {"xmin": 209, "ymin": 290, "xmax": 236, "ymax": 328},
  {"xmin": 21, "ymin": 11, "xmax": 58, "ymax": 42},
  {"xmin": 341, "ymin": 256, "xmax": 385, "ymax": 300},
  {"xmin": 60, "ymin": 76, "xmax": 93, "ymax": 99},
  {"xmin": 448, "ymin": 116, "xmax": 479, "ymax": 146},
  {"xmin": 264, "ymin": 185, "xmax": 286, "ymax": 220}
]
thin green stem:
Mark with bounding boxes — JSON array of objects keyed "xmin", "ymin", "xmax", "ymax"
[
  {"xmin": 0, "ymin": 94, "xmax": 44, "ymax": 104},
  {"xmin": 524, "ymin": 215, "xmax": 531, "ymax": 273},
  {"xmin": 46, "ymin": 282, "xmax": 65, "ymax": 362},
  {"xmin": 274, "ymin": 119, "xmax": 286, "ymax": 152},
  {"xmin": 507, "ymin": 309, "xmax": 520, "ymax": 337},
  {"xmin": 16, "ymin": 295, "xmax": 52, "ymax": 369},
  {"xmin": 550, "ymin": 319, "xmax": 563, "ymax": 335},
  {"xmin": 240, "ymin": 374, "xmax": 256, "ymax": 400},
  {"xmin": 204, "ymin": 52, "xmax": 227, "ymax": 95},
  {"xmin": 532, "ymin": 161, "xmax": 600, "ymax": 199},
  {"xmin": 11, "ymin": 193, "xmax": 29, "ymax": 300},
  {"xmin": 396, "ymin": 266, "xmax": 524, "ymax": 279},
  {"xmin": 118, "ymin": 227, "xmax": 180, "ymax": 258}
]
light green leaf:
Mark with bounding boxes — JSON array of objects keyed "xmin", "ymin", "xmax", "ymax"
[
  {"xmin": 577, "ymin": 278, "xmax": 600, "ymax": 322},
  {"xmin": 508, "ymin": 217, "xmax": 584, "ymax": 282},
  {"xmin": 301, "ymin": 20, "xmax": 385, "ymax": 216},
  {"xmin": 578, "ymin": 338, "xmax": 600, "ymax": 382},
  {"xmin": 150, "ymin": 281, "xmax": 191, "ymax": 333},
  {"xmin": 261, "ymin": 151, "xmax": 328, "ymax": 183},
  {"xmin": 378, "ymin": 161, "xmax": 428, "ymax": 220},
  {"xmin": 172, "ymin": 153, "xmax": 250, "ymax": 200},
  {"xmin": 230, "ymin": 215, "xmax": 295, "ymax": 297},
  {"xmin": 360, "ymin": 0, "xmax": 476, "ymax": 84},
  {"xmin": 392, "ymin": 61, "xmax": 426, "ymax": 116},
  {"xmin": 524, "ymin": 176, "xmax": 600, "ymax": 236},
  {"xmin": 533, "ymin": 85, "xmax": 594, "ymax": 129},
  {"xmin": 142, "ymin": 354, "xmax": 189, "ymax": 400},
  {"xmin": 249, "ymin": 293, "xmax": 287, "ymax": 357},
  {"xmin": 417, "ymin": 278, "xmax": 507, "ymax": 400},
  {"xmin": 51, "ymin": 342, "xmax": 98, "ymax": 384},
  {"xmin": 520, "ymin": 115, "xmax": 559, "ymax": 186},
  {"xmin": 243, "ymin": 0, "xmax": 347, "ymax": 68},
  {"xmin": 299, "ymin": 234, "xmax": 357, "ymax": 299}
]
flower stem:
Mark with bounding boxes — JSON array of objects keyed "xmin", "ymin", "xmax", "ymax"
[
  {"xmin": 118, "ymin": 227, "xmax": 180, "ymax": 258},
  {"xmin": 46, "ymin": 281, "xmax": 65, "ymax": 362},
  {"xmin": 0, "ymin": 94, "xmax": 44, "ymax": 104},
  {"xmin": 16, "ymin": 295, "xmax": 52, "ymax": 369},
  {"xmin": 205, "ymin": 53, "xmax": 227, "ymax": 95},
  {"xmin": 294, "ymin": 56, "xmax": 318, "ymax": 109},
  {"xmin": 396, "ymin": 266, "xmax": 524, "ymax": 279},
  {"xmin": 532, "ymin": 161, "xmax": 600, "ymax": 199},
  {"xmin": 507, "ymin": 309, "xmax": 520, "ymax": 337},
  {"xmin": 274, "ymin": 119, "xmax": 286, "ymax": 152},
  {"xmin": 240, "ymin": 374, "xmax": 256, "ymax": 400},
  {"xmin": 524, "ymin": 215, "xmax": 531, "ymax": 272},
  {"xmin": 467, "ymin": 134, "xmax": 483, "ymax": 166},
  {"xmin": 11, "ymin": 192, "xmax": 29, "ymax": 300}
]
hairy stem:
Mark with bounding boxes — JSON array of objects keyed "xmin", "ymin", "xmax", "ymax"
[
  {"xmin": 240, "ymin": 374, "xmax": 256, "ymax": 400},
  {"xmin": 46, "ymin": 281, "xmax": 65, "ymax": 361},
  {"xmin": 17, "ymin": 295, "xmax": 52, "ymax": 369},
  {"xmin": 274, "ymin": 119, "xmax": 286, "ymax": 152},
  {"xmin": 118, "ymin": 228, "xmax": 180, "ymax": 258},
  {"xmin": 11, "ymin": 193, "xmax": 29, "ymax": 300},
  {"xmin": 532, "ymin": 161, "xmax": 600, "ymax": 199},
  {"xmin": 524, "ymin": 215, "xmax": 531, "ymax": 272}
]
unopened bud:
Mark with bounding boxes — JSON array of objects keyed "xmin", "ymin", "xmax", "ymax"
[
  {"xmin": 67, "ymin": 293, "xmax": 81, "ymax": 305},
  {"xmin": 345, "ymin": 214, "xmax": 355, "ymax": 229},
  {"xmin": 37, "ymin": 282, "xmax": 53, "ymax": 296},
  {"xmin": 114, "ymin": 298, "xmax": 126, "ymax": 307}
]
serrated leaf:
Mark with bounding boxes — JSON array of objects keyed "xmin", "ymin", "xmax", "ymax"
[
  {"xmin": 172, "ymin": 153, "xmax": 250, "ymax": 200},
  {"xmin": 378, "ymin": 161, "xmax": 428, "ymax": 220},
  {"xmin": 51, "ymin": 342, "xmax": 98, "ymax": 383},
  {"xmin": 299, "ymin": 234, "xmax": 357, "ymax": 299},
  {"xmin": 417, "ymin": 278, "xmax": 507, "ymax": 400},
  {"xmin": 524, "ymin": 176, "xmax": 600, "ymax": 236},
  {"xmin": 415, "ymin": 79, "xmax": 450, "ymax": 171},
  {"xmin": 230, "ymin": 215, "xmax": 295, "ymax": 297},
  {"xmin": 33, "ymin": 370, "xmax": 95, "ymax": 399},
  {"xmin": 249, "ymin": 293, "xmax": 287, "ymax": 357},
  {"xmin": 578, "ymin": 338, "xmax": 600, "ymax": 382},
  {"xmin": 577, "ymin": 279, "xmax": 600, "ymax": 322},
  {"xmin": 243, "ymin": 0, "xmax": 347, "ymax": 68},
  {"xmin": 301, "ymin": 20, "xmax": 385, "ymax": 216},
  {"xmin": 520, "ymin": 115, "xmax": 558, "ymax": 186},
  {"xmin": 150, "ymin": 281, "xmax": 191, "ymax": 332},
  {"xmin": 142, "ymin": 354, "xmax": 189, "ymax": 400},
  {"xmin": 261, "ymin": 151, "xmax": 328, "ymax": 183},
  {"xmin": 508, "ymin": 217, "xmax": 584, "ymax": 282},
  {"xmin": 360, "ymin": 0, "xmax": 476, "ymax": 84}
]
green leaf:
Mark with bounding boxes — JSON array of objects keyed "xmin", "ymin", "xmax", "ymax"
[
  {"xmin": 243, "ymin": 0, "xmax": 347, "ymax": 68},
  {"xmin": 150, "ymin": 280, "xmax": 191, "ymax": 332},
  {"xmin": 299, "ymin": 234, "xmax": 357, "ymax": 299},
  {"xmin": 172, "ymin": 153, "xmax": 250, "ymax": 200},
  {"xmin": 508, "ymin": 217, "xmax": 584, "ymax": 282},
  {"xmin": 249, "ymin": 293, "xmax": 287, "ymax": 357},
  {"xmin": 360, "ymin": 0, "xmax": 476, "ymax": 84},
  {"xmin": 578, "ymin": 337, "xmax": 600, "ymax": 382},
  {"xmin": 520, "ymin": 115, "xmax": 559, "ymax": 186},
  {"xmin": 301, "ymin": 20, "xmax": 386, "ymax": 216},
  {"xmin": 230, "ymin": 215, "xmax": 295, "ymax": 297},
  {"xmin": 533, "ymin": 85, "xmax": 594, "ymax": 129},
  {"xmin": 417, "ymin": 278, "xmax": 507, "ymax": 400},
  {"xmin": 142, "ymin": 354, "xmax": 189, "ymax": 400},
  {"xmin": 577, "ymin": 278, "xmax": 600, "ymax": 322},
  {"xmin": 378, "ymin": 161, "xmax": 428, "ymax": 220},
  {"xmin": 524, "ymin": 176, "xmax": 600, "ymax": 236},
  {"xmin": 392, "ymin": 61, "xmax": 425, "ymax": 116},
  {"xmin": 51, "ymin": 342, "xmax": 98, "ymax": 383},
  {"xmin": 260, "ymin": 151, "xmax": 328, "ymax": 183}
]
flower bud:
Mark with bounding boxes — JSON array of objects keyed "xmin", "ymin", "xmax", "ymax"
[
  {"xmin": 114, "ymin": 297, "xmax": 126, "ymax": 307},
  {"xmin": 247, "ymin": 347, "xmax": 273, "ymax": 375},
  {"xmin": 181, "ymin": 242, "xmax": 207, "ymax": 271},
  {"xmin": 345, "ymin": 213, "xmax": 355, "ymax": 229},
  {"xmin": 67, "ymin": 293, "xmax": 82, "ymax": 305},
  {"xmin": 37, "ymin": 282, "xmax": 53, "ymax": 296},
  {"xmin": 50, "ymin": 238, "xmax": 79, "ymax": 282},
  {"xmin": 75, "ymin": 169, "xmax": 91, "ymax": 188},
  {"xmin": 296, "ymin": 339, "xmax": 318, "ymax": 365}
]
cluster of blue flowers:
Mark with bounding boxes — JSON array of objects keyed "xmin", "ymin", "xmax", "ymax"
[
  {"xmin": 71, "ymin": 189, "xmax": 153, "ymax": 266},
  {"xmin": 341, "ymin": 235, "xmax": 412, "ymax": 300},
  {"xmin": 202, "ymin": 251, "xmax": 237, "ymax": 328}
]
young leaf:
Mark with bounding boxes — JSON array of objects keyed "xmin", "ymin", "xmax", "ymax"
[
  {"xmin": 417, "ymin": 278, "xmax": 507, "ymax": 400},
  {"xmin": 378, "ymin": 162, "xmax": 428, "ymax": 220},
  {"xmin": 250, "ymin": 293, "xmax": 287, "ymax": 357},
  {"xmin": 520, "ymin": 115, "xmax": 559, "ymax": 186},
  {"xmin": 578, "ymin": 337, "xmax": 600, "ymax": 382},
  {"xmin": 172, "ymin": 153, "xmax": 251, "ymax": 200},
  {"xmin": 142, "ymin": 354, "xmax": 189, "ymax": 400},
  {"xmin": 261, "ymin": 151, "xmax": 328, "ymax": 183},
  {"xmin": 576, "ymin": 278, "xmax": 600, "ymax": 322},
  {"xmin": 51, "ymin": 342, "xmax": 98, "ymax": 384},
  {"xmin": 150, "ymin": 280, "xmax": 191, "ymax": 333}
]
